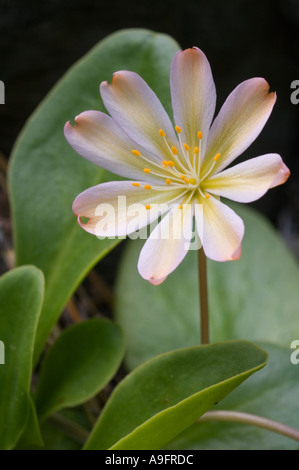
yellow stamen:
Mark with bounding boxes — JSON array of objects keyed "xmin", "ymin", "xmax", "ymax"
[
  {"xmin": 131, "ymin": 149, "xmax": 141, "ymax": 157},
  {"xmin": 213, "ymin": 152, "xmax": 221, "ymax": 162},
  {"xmin": 184, "ymin": 143, "xmax": 189, "ymax": 151},
  {"xmin": 205, "ymin": 194, "xmax": 210, "ymax": 199},
  {"xmin": 132, "ymin": 182, "xmax": 140, "ymax": 187},
  {"xmin": 167, "ymin": 161, "xmax": 175, "ymax": 167},
  {"xmin": 175, "ymin": 125, "xmax": 181, "ymax": 134},
  {"xmin": 178, "ymin": 204, "xmax": 183, "ymax": 209},
  {"xmin": 144, "ymin": 184, "xmax": 152, "ymax": 190},
  {"xmin": 180, "ymin": 175, "xmax": 185, "ymax": 180},
  {"xmin": 189, "ymin": 178, "xmax": 196, "ymax": 185},
  {"xmin": 171, "ymin": 146, "xmax": 178, "ymax": 155},
  {"xmin": 159, "ymin": 129, "xmax": 166, "ymax": 137},
  {"xmin": 193, "ymin": 146, "xmax": 199, "ymax": 154},
  {"xmin": 145, "ymin": 204, "xmax": 152, "ymax": 210},
  {"xmin": 184, "ymin": 178, "xmax": 189, "ymax": 184},
  {"xmin": 165, "ymin": 178, "xmax": 171, "ymax": 185},
  {"xmin": 197, "ymin": 131, "xmax": 203, "ymax": 140},
  {"xmin": 162, "ymin": 160, "xmax": 168, "ymax": 167},
  {"xmin": 144, "ymin": 168, "xmax": 151, "ymax": 173}
]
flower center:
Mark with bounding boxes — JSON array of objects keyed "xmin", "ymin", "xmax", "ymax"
[{"xmin": 130, "ymin": 126, "xmax": 220, "ymax": 208}]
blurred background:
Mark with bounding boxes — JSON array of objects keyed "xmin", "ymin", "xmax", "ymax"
[{"xmin": 0, "ymin": 0, "xmax": 298, "ymax": 256}]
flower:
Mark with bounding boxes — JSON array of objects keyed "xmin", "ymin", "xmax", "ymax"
[{"xmin": 64, "ymin": 47, "xmax": 290, "ymax": 285}]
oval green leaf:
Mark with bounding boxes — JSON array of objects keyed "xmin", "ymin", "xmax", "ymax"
[
  {"xmin": 165, "ymin": 343, "xmax": 299, "ymax": 450},
  {"xmin": 35, "ymin": 318, "xmax": 125, "ymax": 421},
  {"xmin": 115, "ymin": 203, "xmax": 299, "ymax": 370},
  {"xmin": 84, "ymin": 340, "xmax": 268, "ymax": 450},
  {"xmin": 0, "ymin": 266, "xmax": 44, "ymax": 449},
  {"xmin": 8, "ymin": 29, "xmax": 180, "ymax": 364}
]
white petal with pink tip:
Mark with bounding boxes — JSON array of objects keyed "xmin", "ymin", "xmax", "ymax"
[
  {"xmin": 204, "ymin": 153, "xmax": 290, "ymax": 202},
  {"xmin": 64, "ymin": 111, "xmax": 161, "ymax": 182},
  {"xmin": 198, "ymin": 195, "xmax": 244, "ymax": 262},
  {"xmin": 203, "ymin": 78, "xmax": 276, "ymax": 175},
  {"xmin": 138, "ymin": 203, "xmax": 194, "ymax": 284},
  {"xmin": 170, "ymin": 47, "xmax": 216, "ymax": 152},
  {"xmin": 73, "ymin": 181, "xmax": 182, "ymax": 237},
  {"xmin": 100, "ymin": 71, "xmax": 178, "ymax": 160}
]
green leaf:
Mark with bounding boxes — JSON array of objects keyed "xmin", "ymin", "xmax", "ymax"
[
  {"xmin": 84, "ymin": 341, "xmax": 268, "ymax": 450},
  {"xmin": 115, "ymin": 203, "xmax": 299, "ymax": 370},
  {"xmin": 8, "ymin": 29, "xmax": 180, "ymax": 363},
  {"xmin": 35, "ymin": 318, "xmax": 125, "ymax": 421},
  {"xmin": 0, "ymin": 266, "xmax": 44, "ymax": 449},
  {"xmin": 165, "ymin": 343, "xmax": 299, "ymax": 450}
]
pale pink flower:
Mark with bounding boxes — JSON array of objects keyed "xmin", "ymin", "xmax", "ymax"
[{"xmin": 64, "ymin": 47, "xmax": 290, "ymax": 285}]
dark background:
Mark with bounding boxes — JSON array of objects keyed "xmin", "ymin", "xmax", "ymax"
[{"xmin": 1, "ymin": 0, "xmax": 299, "ymax": 254}]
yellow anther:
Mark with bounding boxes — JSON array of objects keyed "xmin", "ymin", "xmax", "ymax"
[
  {"xmin": 131, "ymin": 149, "xmax": 141, "ymax": 156},
  {"xmin": 145, "ymin": 204, "xmax": 152, "ymax": 210},
  {"xmin": 175, "ymin": 125, "xmax": 181, "ymax": 134},
  {"xmin": 184, "ymin": 178, "xmax": 190, "ymax": 184},
  {"xmin": 162, "ymin": 160, "xmax": 168, "ymax": 167},
  {"xmin": 144, "ymin": 168, "xmax": 151, "ymax": 173},
  {"xmin": 178, "ymin": 204, "xmax": 183, "ymax": 209},
  {"xmin": 180, "ymin": 175, "xmax": 185, "ymax": 180},
  {"xmin": 132, "ymin": 182, "xmax": 140, "ymax": 187},
  {"xmin": 189, "ymin": 178, "xmax": 196, "ymax": 185},
  {"xmin": 213, "ymin": 153, "xmax": 221, "ymax": 162},
  {"xmin": 205, "ymin": 194, "xmax": 210, "ymax": 199},
  {"xmin": 193, "ymin": 146, "xmax": 199, "ymax": 154},
  {"xmin": 171, "ymin": 146, "xmax": 178, "ymax": 155},
  {"xmin": 197, "ymin": 131, "xmax": 203, "ymax": 140},
  {"xmin": 159, "ymin": 129, "xmax": 166, "ymax": 137},
  {"xmin": 144, "ymin": 184, "xmax": 152, "ymax": 190},
  {"xmin": 167, "ymin": 161, "xmax": 175, "ymax": 167},
  {"xmin": 165, "ymin": 178, "xmax": 171, "ymax": 185},
  {"xmin": 184, "ymin": 143, "xmax": 189, "ymax": 151}
]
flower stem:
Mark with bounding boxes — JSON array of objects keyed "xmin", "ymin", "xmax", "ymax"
[
  {"xmin": 48, "ymin": 412, "xmax": 90, "ymax": 445},
  {"xmin": 198, "ymin": 247, "xmax": 209, "ymax": 344},
  {"xmin": 198, "ymin": 410, "xmax": 299, "ymax": 442}
]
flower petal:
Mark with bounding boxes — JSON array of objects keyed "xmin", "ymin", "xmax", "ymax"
[
  {"xmin": 100, "ymin": 71, "xmax": 178, "ymax": 160},
  {"xmin": 170, "ymin": 47, "xmax": 216, "ymax": 151},
  {"xmin": 72, "ymin": 180, "xmax": 182, "ymax": 237},
  {"xmin": 269, "ymin": 162, "xmax": 291, "ymax": 189},
  {"xmin": 64, "ymin": 110, "xmax": 160, "ymax": 182},
  {"xmin": 197, "ymin": 195, "xmax": 244, "ymax": 262},
  {"xmin": 204, "ymin": 154, "xmax": 290, "ymax": 202},
  {"xmin": 138, "ymin": 202, "xmax": 194, "ymax": 284},
  {"xmin": 203, "ymin": 78, "xmax": 276, "ymax": 175}
]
